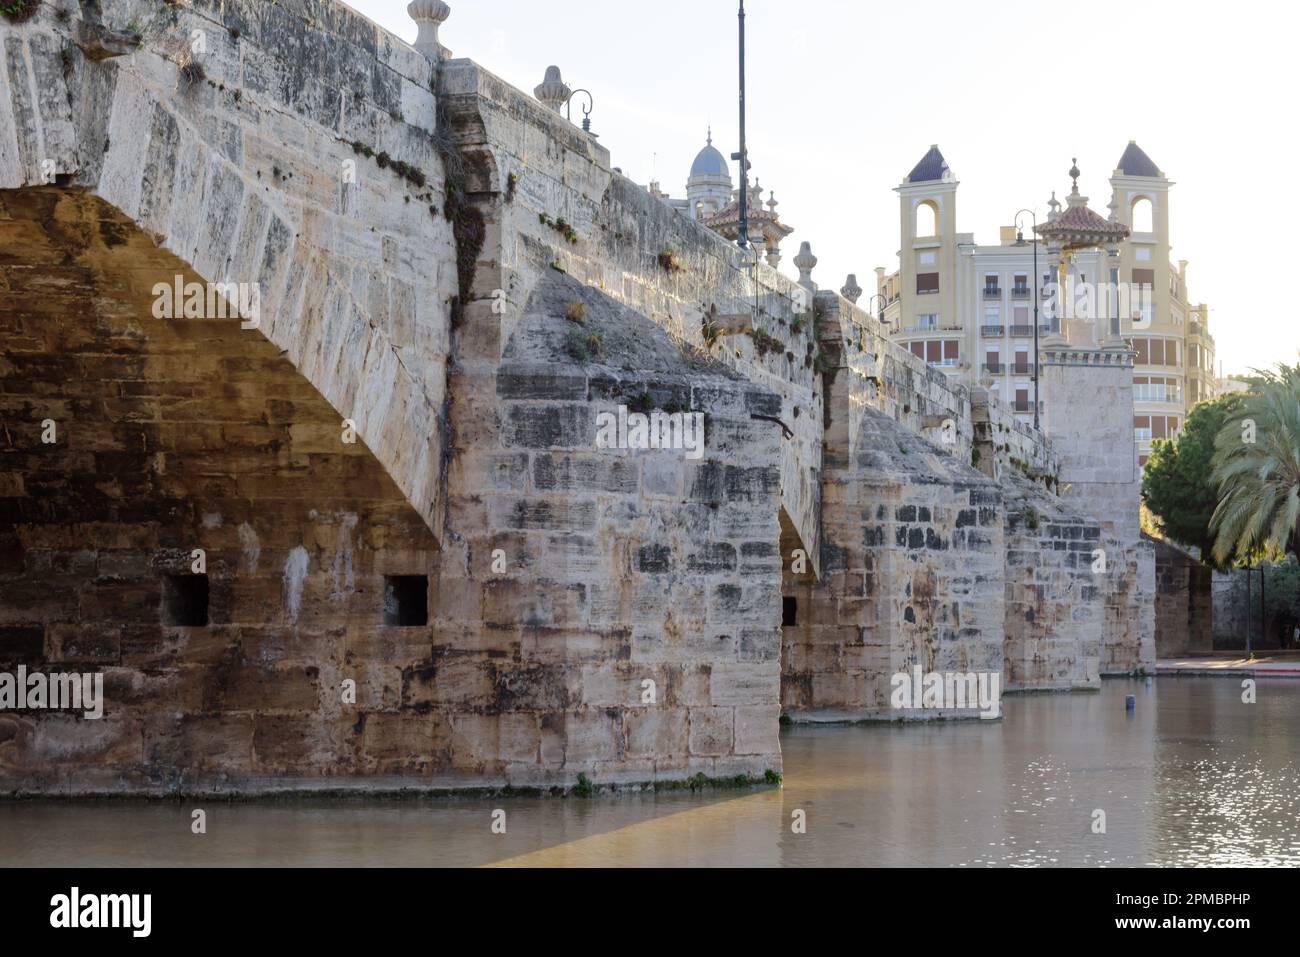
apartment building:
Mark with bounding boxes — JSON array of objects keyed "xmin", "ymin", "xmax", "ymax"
[{"xmin": 877, "ymin": 143, "xmax": 1216, "ymax": 462}]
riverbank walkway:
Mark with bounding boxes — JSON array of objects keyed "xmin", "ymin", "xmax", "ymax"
[{"xmin": 1158, "ymin": 653, "xmax": 1300, "ymax": 678}]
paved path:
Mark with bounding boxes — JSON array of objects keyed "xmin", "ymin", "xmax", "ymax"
[{"xmin": 1158, "ymin": 656, "xmax": 1300, "ymax": 678}]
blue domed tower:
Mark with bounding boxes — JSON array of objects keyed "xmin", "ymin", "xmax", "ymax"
[{"xmin": 685, "ymin": 129, "xmax": 733, "ymax": 221}]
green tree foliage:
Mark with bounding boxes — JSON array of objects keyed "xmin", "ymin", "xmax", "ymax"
[
  {"xmin": 1210, "ymin": 361, "xmax": 1300, "ymax": 565},
  {"xmin": 1142, "ymin": 393, "xmax": 1242, "ymax": 566}
]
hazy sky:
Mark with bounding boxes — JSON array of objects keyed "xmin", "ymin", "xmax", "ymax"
[{"xmin": 352, "ymin": 0, "xmax": 1297, "ymax": 376}]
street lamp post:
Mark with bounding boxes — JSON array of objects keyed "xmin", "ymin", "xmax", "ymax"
[
  {"xmin": 731, "ymin": 1, "xmax": 748, "ymax": 252},
  {"xmin": 866, "ymin": 294, "xmax": 888, "ymax": 326},
  {"xmin": 1014, "ymin": 209, "xmax": 1040, "ymax": 430}
]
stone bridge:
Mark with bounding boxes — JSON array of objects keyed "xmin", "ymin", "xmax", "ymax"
[{"xmin": 0, "ymin": 0, "xmax": 1153, "ymax": 795}]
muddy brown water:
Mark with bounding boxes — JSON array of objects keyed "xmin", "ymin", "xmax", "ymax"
[{"xmin": 2, "ymin": 678, "xmax": 1297, "ymax": 867}]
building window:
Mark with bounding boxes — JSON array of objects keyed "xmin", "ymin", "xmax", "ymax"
[
  {"xmin": 917, "ymin": 272, "xmax": 940, "ymax": 295},
  {"xmin": 1015, "ymin": 388, "xmax": 1030, "ymax": 413},
  {"xmin": 1134, "ymin": 415, "xmax": 1152, "ymax": 442},
  {"xmin": 164, "ymin": 574, "xmax": 209, "ymax": 627},
  {"xmin": 384, "ymin": 575, "xmax": 429, "ymax": 626},
  {"xmin": 911, "ymin": 338, "xmax": 960, "ymax": 367}
]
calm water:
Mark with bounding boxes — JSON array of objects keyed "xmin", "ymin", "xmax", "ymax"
[{"xmin": 2, "ymin": 678, "xmax": 1297, "ymax": 867}]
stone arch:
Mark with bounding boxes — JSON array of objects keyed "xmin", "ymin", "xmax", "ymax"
[
  {"xmin": 1130, "ymin": 195, "xmax": 1155, "ymax": 233},
  {"xmin": 0, "ymin": 13, "xmax": 455, "ymax": 541},
  {"xmin": 914, "ymin": 199, "xmax": 939, "ymax": 238}
]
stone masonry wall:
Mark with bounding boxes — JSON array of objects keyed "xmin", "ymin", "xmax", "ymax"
[
  {"xmin": 1041, "ymin": 348, "xmax": 1156, "ymax": 674},
  {"xmin": 1, "ymin": 192, "xmax": 450, "ymax": 794},
  {"xmin": 1151, "ymin": 535, "xmax": 1213, "ymax": 657},
  {"xmin": 782, "ymin": 408, "xmax": 1006, "ymax": 719}
]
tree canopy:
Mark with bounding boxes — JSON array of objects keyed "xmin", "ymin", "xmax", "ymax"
[
  {"xmin": 1210, "ymin": 362, "xmax": 1300, "ymax": 565},
  {"xmin": 1142, "ymin": 392, "xmax": 1242, "ymax": 567}
]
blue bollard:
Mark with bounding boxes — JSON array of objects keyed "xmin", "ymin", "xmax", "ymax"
[{"xmin": 1126, "ymin": 694, "xmax": 1136, "ymax": 712}]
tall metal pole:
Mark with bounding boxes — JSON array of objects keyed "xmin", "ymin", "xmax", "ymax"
[
  {"xmin": 1245, "ymin": 567, "xmax": 1252, "ymax": 658},
  {"xmin": 735, "ymin": 0, "xmax": 748, "ymax": 251},
  {"xmin": 1260, "ymin": 561, "xmax": 1267, "ymax": 652},
  {"xmin": 1015, "ymin": 209, "xmax": 1040, "ymax": 429},
  {"xmin": 1032, "ymin": 225, "xmax": 1040, "ymax": 429}
]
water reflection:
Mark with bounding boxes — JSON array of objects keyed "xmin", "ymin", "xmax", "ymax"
[{"xmin": 1, "ymin": 678, "xmax": 1296, "ymax": 867}]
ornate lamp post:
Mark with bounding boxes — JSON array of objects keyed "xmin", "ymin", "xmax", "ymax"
[
  {"xmin": 866, "ymin": 293, "xmax": 888, "ymax": 326},
  {"xmin": 564, "ymin": 89, "xmax": 596, "ymax": 137},
  {"xmin": 1014, "ymin": 208, "xmax": 1040, "ymax": 429}
]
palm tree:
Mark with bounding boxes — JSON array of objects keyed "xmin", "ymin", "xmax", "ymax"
[{"xmin": 1209, "ymin": 361, "xmax": 1300, "ymax": 565}]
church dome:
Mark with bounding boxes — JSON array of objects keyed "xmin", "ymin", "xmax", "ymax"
[{"xmin": 689, "ymin": 132, "xmax": 730, "ymax": 180}]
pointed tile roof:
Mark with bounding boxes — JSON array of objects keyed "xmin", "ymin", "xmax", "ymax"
[
  {"xmin": 906, "ymin": 145, "xmax": 950, "ymax": 183},
  {"xmin": 1117, "ymin": 141, "xmax": 1161, "ymax": 177}
]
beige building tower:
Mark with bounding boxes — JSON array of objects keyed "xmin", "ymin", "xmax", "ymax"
[
  {"xmin": 877, "ymin": 142, "xmax": 1217, "ymax": 454},
  {"xmin": 1107, "ymin": 142, "xmax": 1216, "ymax": 463}
]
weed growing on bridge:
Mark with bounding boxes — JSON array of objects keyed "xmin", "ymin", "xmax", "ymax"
[
  {"xmin": 179, "ymin": 60, "xmax": 206, "ymax": 87},
  {"xmin": 564, "ymin": 327, "xmax": 603, "ymax": 363},
  {"xmin": 627, "ymin": 391, "xmax": 654, "ymax": 415},
  {"xmin": 747, "ymin": 327, "xmax": 782, "ymax": 359},
  {"xmin": 539, "ymin": 213, "xmax": 578, "ymax": 244},
  {"xmin": 564, "ymin": 301, "xmax": 587, "ymax": 323},
  {"xmin": 0, "ymin": 0, "xmax": 39, "ymax": 23},
  {"xmin": 658, "ymin": 248, "xmax": 684, "ymax": 273},
  {"xmin": 445, "ymin": 178, "xmax": 486, "ymax": 328}
]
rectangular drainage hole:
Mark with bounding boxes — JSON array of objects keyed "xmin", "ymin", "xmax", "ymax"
[
  {"xmin": 384, "ymin": 575, "xmax": 428, "ymax": 626},
  {"xmin": 164, "ymin": 574, "xmax": 209, "ymax": 627}
]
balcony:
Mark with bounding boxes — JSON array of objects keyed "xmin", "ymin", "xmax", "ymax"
[
  {"xmin": 1133, "ymin": 385, "xmax": 1182, "ymax": 404},
  {"xmin": 982, "ymin": 362, "xmax": 1004, "ymax": 374},
  {"xmin": 1009, "ymin": 325, "xmax": 1034, "ymax": 337},
  {"xmin": 1011, "ymin": 286, "xmax": 1031, "ymax": 299},
  {"xmin": 983, "ymin": 287, "xmax": 1002, "ymax": 299},
  {"xmin": 1013, "ymin": 400, "xmax": 1043, "ymax": 414},
  {"xmin": 1009, "ymin": 364, "xmax": 1035, "ymax": 377},
  {"xmin": 980, "ymin": 325, "xmax": 1004, "ymax": 337}
]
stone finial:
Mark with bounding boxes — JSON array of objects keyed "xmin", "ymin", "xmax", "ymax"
[
  {"xmin": 840, "ymin": 274, "xmax": 863, "ymax": 304},
  {"xmin": 408, "ymin": 0, "xmax": 451, "ymax": 60},
  {"xmin": 535, "ymin": 66, "xmax": 571, "ymax": 113},
  {"xmin": 794, "ymin": 241, "xmax": 817, "ymax": 290},
  {"xmin": 1045, "ymin": 191, "xmax": 1061, "ymax": 224}
]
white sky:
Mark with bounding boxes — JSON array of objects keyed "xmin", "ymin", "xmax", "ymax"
[{"xmin": 350, "ymin": 0, "xmax": 1298, "ymax": 376}]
